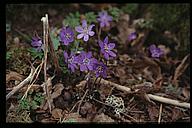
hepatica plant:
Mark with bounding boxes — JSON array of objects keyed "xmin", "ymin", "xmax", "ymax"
[{"xmin": 30, "ymin": 10, "xmax": 118, "ymax": 83}]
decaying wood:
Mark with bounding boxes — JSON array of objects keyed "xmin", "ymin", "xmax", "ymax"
[{"xmin": 6, "ymin": 68, "xmax": 35, "ymax": 101}]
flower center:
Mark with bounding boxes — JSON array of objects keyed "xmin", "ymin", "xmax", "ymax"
[
  {"xmin": 83, "ymin": 58, "xmax": 90, "ymax": 65},
  {"xmin": 65, "ymin": 33, "xmax": 71, "ymax": 39},
  {"xmin": 68, "ymin": 56, "xmax": 74, "ymax": 63},
  {"xmin": 97, "ymin": 66, "xmax": 103, "ymax": 73},
  {"xmin": 104, "ymin": 44, "xmax": 109, "ymax": 52},
  {"xmin": 83, "ymin": 27, "xmax": 88, "ymax": 34}
]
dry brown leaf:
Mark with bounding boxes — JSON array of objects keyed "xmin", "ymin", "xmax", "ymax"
[
  {"xmin": 80, "ymin": 102, "xmax": 97, "ymax": 121},
  {"xmin": 171, "ymin": 108, "xmax": 182, "ymax": 121},
  {"xmin": 51, "ymin": 83, "xmax": 64, "ymax": 99},
  {"xmin": 93, "ymin": 113, "xmax": 115, "ymax": 122},
  {"xmin": 6, "ymin": 71, "xmax": 24, "ymax": 83},
  {"xmin": 64, "ymin": 112, "xmax": 89, "ymax": 122},
  {"xmin": 147, "ymin": 105, "xmax": 159, "ymax": 121},
  {"xmin": 172, "ymin": 54, "xmax": 190, "ymax": 87},
  {"xmin": 181, "ymin": 87, "xmax": 190, "ymax": 101},
  {"xmin": 51, "ymin": 108, "xmax": 63, "ymax": 119}
]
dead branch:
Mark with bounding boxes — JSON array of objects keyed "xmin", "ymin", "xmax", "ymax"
[
  {"xmin": 77, "ymin": 78, "xmax": 190, "ymax": 109},
  {"xmin": 6, "ymin": 68, "xmax": 35, "ymax": 101},
  {"xmin": 41, "ymin": 14, "xmax": 52, "ymax": 113},
  {"xmin": 147, "ymin": 94, "xmax": 190, "ymax": 109}
]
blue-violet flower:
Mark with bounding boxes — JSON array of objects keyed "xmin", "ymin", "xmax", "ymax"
[
  {"xmin": 60, "ymin": 27, "xmax": 74, "ymax": 45},
  {"xmin": 75, "ymin": 20, "xmax": 95, "ymax": 42},
  {"xmin": 149, "ymin": 44, "xmax": 163, "ymax": 58},
  {"xmin": 128, "ymin": 32, "xmax": 137, "ymax": 41},
  {"xmin": 63, "ymin": 51, "xmax": 78, "ymax": 72},
  {"xmin": 31, "ymin": 37, "xmax": 44, "ymax": 52},
  {"xmin": 97, "ymin": 11, "xmax": 112, "ymax": 28},
  {"xmin": 77, "ymin": 51, "xmax": 98, "ymax": 72},
  {"xmin": 93, "ymin": 61, "xmax": 107, "ymax": 78},
  {"xmin": 99, "ymin": 36, "xmax": 116, "ymax": 60}
]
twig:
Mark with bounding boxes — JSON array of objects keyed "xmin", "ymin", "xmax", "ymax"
[
  {"xmin": 21, "ymin": 60, "xmax": 44, "ymax": 100},
  {"xmin": 77, "ymin": 89, "xmax": 89, "ymax": 114},
  {"xmin": 158, "ymin": 104, "xmax": 162, "ymax": 124},
  {"xmin": 6, "ymin": 68, "xmax": 35, "ymax": 100},
  {"xmin": 41, "ymin": 14, "xmax": 52, "ymax": 113},
  {"xmin": 147, "ymin": 94, "xmax": 190, "ymax": 109},
  {"xmin": 78, "ymin": 78, "xmax": 190, "ymax": 109}
]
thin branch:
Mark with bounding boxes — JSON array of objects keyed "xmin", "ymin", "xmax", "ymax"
[
  {"xmin": 41, "ymin": 14, "xmax": 52, "ymax": 113},
  {"xmin": 77, "ymin": 89, "xmax": 89, "ymax": 114},
  {"xmin": 78, "ymin": 78, "xmax": 190, "ymax": 109},
  {"xmin": 6, "ymin": 68, "xmax": 35, "ymax": 101},
  {"xmin": 158, "ymin": 104, "xmax": 163, "ymax": 124}
]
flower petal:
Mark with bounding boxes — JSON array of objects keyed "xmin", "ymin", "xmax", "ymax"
[
  {"xmin": 87, "ymin": 52, "xmax": 92, "ymax": 58},
  {"xmin": 88, "ymin": 31, "xmax": 95, "ymax": 36},
  {"xmin": 87, "ymin": 64, "xmax": 93, "ymax": 71},
  {"xmin": 82, "ymin": 20, "xmax": 87, "ymax": 28},
  {"xmin": 80, "ymin": 64, "xmax": 87, "ymax": 71},
  {"xmin": 83, "ymin": 34, "xmax": 89, "ymax": 42},
  {"xmin": 75, "ymin": 26, "xmax": 84, "ymax": 33},
  {"xmin": 104, "ymin": 53, "xmax": 109, "ymax": 60},
  {"xmin": 63, "ymin": 51, "xmax": 68, "ymax": 59},
  {"xmin": 98, "ymin": 40, "xmax": 103, "ymax": 48},
  {"xmin": 88, "ymin": 24, "xmax": 95, "ymax": 31},
  {"xmin": 108, "ymin": 43, "xmax": 115, "ymax": 50},
  {"xmin": 108, "ymin": 51, "xmax": 116, "ymax": 57},
  {"xmin": 104, "ymin": 36, "xmax": 108, "ymax": 44},
  {"xmin": 77, "ymin": 33, "xmax": 84, "ymax": 39}
]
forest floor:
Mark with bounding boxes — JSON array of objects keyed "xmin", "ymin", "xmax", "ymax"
[{"xmin": 6, "ymin": 4, "xmax": 190, "ymax": 123}]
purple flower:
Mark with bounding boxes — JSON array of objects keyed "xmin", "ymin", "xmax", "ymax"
[
  {"xmin": 97, "ymin": 11, "xmax": 112, "ymax": 28},
  {"xmin": 99, "ymin": 36, "xmax": 116, "ymax": 60},
  {"xmin": 77, "ymin": 51, "xmax": 98, "ymax": 72},
  {"xmin": 60, "ymin": 27, "xmax": 74, "ymax": 45},
  {"xmin": 93, "ymin": 62, "xmax": 107, "ymax": 78},
  {"xmin": 75, "ymin": 20, "xmax": 95, "ymax": 42},
  {"xmin": 63, "ymin": 51, "xmax": 78, "ymax": 72},
  {"xmin": 149, "ymin": 44, "xmax": 163, "ymax": 58},
  {"xmin": 31, "ymin": 37, "xmax": 44, "ymax": 52},
  {"xmin": 128, "ymin": 32, "xmax": 137, "ymax": 41}
]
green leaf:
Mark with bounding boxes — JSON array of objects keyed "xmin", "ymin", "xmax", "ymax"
[
  {"xmin": 50, "ymin": 28, "xmax": 60, "ymax": 51},
  {"xmin": 6, "ymin": 51, "xmax": 12, "ymax": 60},
  {"xmin": 121, "ymin": 4, "xmax": 138, "ymax": 14},
  {"xmin": 63, "ymin": 11, "xmax": 80, "ymax": 28},
  {"xmin": 28, "ymin": 48, "xmax": 44, "ymax": 59},
  {"xmin": 108, "ymin": 7, "xmax": 121, "ymax": 22},
  {"xmin": 84, "ymin": 12, "xmax": 97, "ymax": 24}
]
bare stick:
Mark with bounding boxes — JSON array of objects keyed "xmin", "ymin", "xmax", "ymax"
[
  {"xmin": 77, "ymin": 89, "xmax": 89, "ymax": 114},
  {"xmin": 6, "ymin": 68, "xmax": 35, "ymax": 100},
  {"xmin": 21, "ymin": 60, "xmax": 44, "ymax": 100},
  {"xmin": 42, "ymin": 14, "xmax": 52, "ymax": 113},
  {"xmin": 158, "ymin": 104, "xmax": 162, "ymax": 124},
  {"xmin": 78, "ymin": 78, "xmax": 190, "ymax": 109},
  {"xmin": 147, "ymin": 94, "xmax": 190, "ymax": 109}
]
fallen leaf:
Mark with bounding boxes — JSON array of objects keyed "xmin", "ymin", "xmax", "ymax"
[
  {"xmin": 51, "ymin": 83, "xmax": 64, "ymax": 99},
  {"xmin": 64, "ymin": 112, "xmax": 89, "ymax": 122},
  {"xmin": 172, "ymin": 54, "xmax": 190, "ymax": 87},
  {"xmin": 147, "ymin": 105, "xmax": 159, "ymax": 121},
  {"xmin": 51, "ymin": 108, "xmax": 63, "ymax": 119},
  {"xmin": 6, "ymin": 71, "xmax": 24, "ymax": 83},
  {"xmin": 93, "ymin": 113, "xmax": 115, "ymax": 122},
  {"xmin": 80, "ymin": 102, "xmax": 97, "ymax": 121}
]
